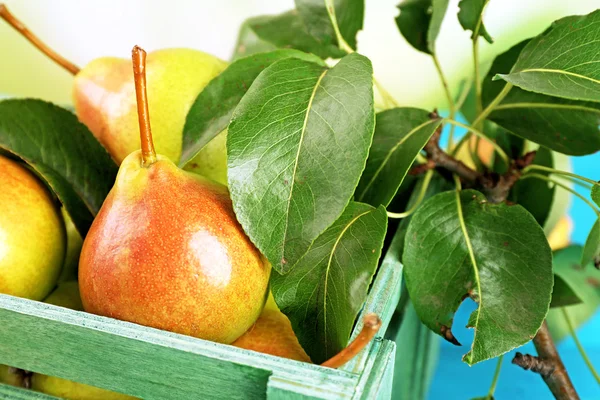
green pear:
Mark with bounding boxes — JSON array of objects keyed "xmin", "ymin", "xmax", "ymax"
[
  {"xmin": 78, "ymin": 46, "xmax": 270, "ymax": 344},
  {"xmin": 184, "ymin": 129, "xmax": 228, "ymax": 186},
  {"xmin": 0, "ymin": 155, "xmax": 66, "ymax": 300},
  {"xmin": 0, "ymin": 5, "xmax": 228, "ymax": 183}
]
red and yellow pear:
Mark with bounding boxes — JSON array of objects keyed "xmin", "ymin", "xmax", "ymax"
[
  {"xmin": 0, "ymin": 4, "xmax": 228, "ymax": 184},
  {"xmin": 78, "ymin": 46, "xmax": 270, "ymax": 344},
  {"xmin": 0, "ymin": 155, "xmax": 66, "ymax": 301}
]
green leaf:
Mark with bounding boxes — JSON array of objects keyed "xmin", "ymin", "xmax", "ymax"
[
  {"xmin": 582, "ymin": 219, "xmax": 600, "ymax": 269},
  {"xmin": 550, "ymin": 275, "xmax": 583, "ymax": 308},
  {"xmin": 495, "ymin": 10, "xmax": 600, "ymax": 103},
  {"xmin": 228, "ymin": 53, "xmax": 375, "ymax": 273},
  {"xmin": 271, "ymin": 202, "xmax": 387, "ymax": 363},
  {"xmin": 295, "ymin": 0, "xmax": 364, "ymax": 50},
  {"xmin": 181, "ymin": 50, "xmax": 325, "ymax": 167},
  {"xmin": 0, "ymin": 100, "xmax": 118, "ymax": 235},
  {"xmin": 395, "ymin": 0, "xmax": 450, "ymax": 54},
  {"xmin": 245, "ymin": 11, "xmax": 346, "ymax": 60},
  {"xmin": 483, "ymin": 40, "xmax": 600, "ymax": 156},
  {"xmin": 592, "ymin": 184, "xmax": 600, "ymax": 207},
  {"xmin": 231, "ymin": 19, "xmax": 278, "ymax": 61},
  {"xmin": 404, "ymin": 189, "xmax": 553, "ymax": 365},
  {"xmin": 510, "ymin": 147, "xmax": 555, "ymax": 227},
  {"xmin": 457, "ymin": 0, "xmax": 493, "ymax": 43},
  {"xmin": 355, "ymin": 108, "xmax": 442, "ymax": 207},
  {"xmin": 547, "ymin": 245, "xmax": 600, "ymax": 341}
]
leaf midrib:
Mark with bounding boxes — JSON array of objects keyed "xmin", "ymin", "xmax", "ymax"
[
  {"xmin": 357, "ymin": 118, "xmax": 440, "ymax": 202},
  {"xmin": 281, "ymin": 69, "xmax": 329, "ymax": 267},
  {"xmin": 493, "ymin": 102, "xmax": 600, "ymax": 114},
  {"xmin": 322, "ymin": 208, "xmax": 373, "ymax": 355},
  {"xmin": 508, "ymin": 68, "xmax": 600, "ymax": 86}
]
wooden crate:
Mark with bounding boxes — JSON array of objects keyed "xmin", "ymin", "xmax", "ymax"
[{"xmin": 0, "ymin": 238, "xmax": 402, "ymax": 399}]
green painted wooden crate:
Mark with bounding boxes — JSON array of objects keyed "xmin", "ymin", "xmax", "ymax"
[{"xmin": 0, "ymin": 236, "xmax": 402, "ymax": 399}]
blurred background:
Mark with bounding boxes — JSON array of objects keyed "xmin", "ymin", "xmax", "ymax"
[{"xmin": 1, "ymin": 0, "xmax": 598, "ymax": 398}]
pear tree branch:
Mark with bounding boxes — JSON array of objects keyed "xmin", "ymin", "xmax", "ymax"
[
  {"xmin": 512, "ymin": 322, "xmax": 579, "ymax": 400},
  {"xmin": 417, "ymin": 112, "xmax": 535, "ymax": 203}
]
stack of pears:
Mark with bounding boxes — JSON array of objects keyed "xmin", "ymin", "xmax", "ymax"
[{"xmin": 0, "ymin": 6, "xmax": 381, "ymax": 398}]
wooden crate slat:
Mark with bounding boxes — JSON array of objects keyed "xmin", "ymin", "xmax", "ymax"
[
  {"xmin": 0, "ymin": 296, "xmax": 359, "ymax": 399},
  {"xmin": 352, "ymin": 339, "xmax": 395, "ymax": 400},
  {"xmin": 0, "ymin": 383, "xmax": 59, "ymax": 400},
  {"xmin": 342, "ymin": 247, "xmax": 403, "ymax": 375}
]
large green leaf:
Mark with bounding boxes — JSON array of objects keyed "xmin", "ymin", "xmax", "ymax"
[
  {"xmin": 582, "ymin": 219, "xmax": 600, "ymax": 268},
  {"xmin": 181, "ymin": 50, "xmax": 324, "ymax": 166},
  {"xmin": 547, "ymin": 245, "xmax": 600, "ymax": 341},
  {"xmin": 496, "ymin": 10, "xmax": 600, "ymax": 103},
  {"xmin": 404, "ymin": 189, "xmax": 553, "ymax": 365},
  {"xmin": 0, "ymin": 100, "xmax": 118, "ymax": 235},
  {"xmin": 228, "ymin": 53, "xmax": 375, "ymax": 274},
  {"xmin": 271, "ymin": 202, "xmax": 387, "ymax": 363},
  {"xmin": 244, "ymin": 11, "xmax": 346, "ymax": 60},
  {"xmin": 355, "ymin": 108, "xmax": 442, "ymax": 207},
  {"xmin": 457, "ymin": 0, "xmax": 493, "ymax": 43},
  {"xmin": 395, "ymin": 0, "xmax": 450, "ymax": 54},
  {"xmin": 295, "ymin": 0, "xmax": 364, "ymax": 50},
  {"xmin": 510, "ymin": 147, "xmax": 555, "ymax": 227},
  {"xmin": 483, "ymin": 40, "xmax": 600, "ymax": 156}
]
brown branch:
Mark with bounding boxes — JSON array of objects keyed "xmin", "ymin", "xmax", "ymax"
[
  {"xmin": 421, "ymin": 114, "xmax": 536, "ymax": 203},
  {"xmin": 512, "ymin": 322, "xmax": 579, "ymax": 400}
]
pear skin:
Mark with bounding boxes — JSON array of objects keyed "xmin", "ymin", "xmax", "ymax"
[
  {"xmin": 0, "ymin": 365, "xmax": 25, "ymax": 387},
  {"xmin": 233, "ymin": 293, "xmax": 311, "ymax": 363},
  {"xmin": 79, "ymin": 152, "xmax": 270, "ymax": 344},
  {"xmin": 58, "ymin": 209, "xmax": 83, "ymax": 283},
  {"xmin": 73, "ymin": 49, "xmax": 226, "ymax": 164},
  {"xmin": 0, "ymin": 155, "xmax": 66, "ymax": 300},
  {"xmin": 31, "ymin": 375, "xmax": 136, "ymax": 400},
  {"xmin": 184, "ymin": 129, "xmax": 228, "ymax": 186}
]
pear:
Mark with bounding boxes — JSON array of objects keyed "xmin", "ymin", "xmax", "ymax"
[
  {"xmin": 0, "ymin": 155, "xmax": 66, "ymax": 300},
  {"xmin": 72, "ymin": 48, "xmax": 226, "ymax": 164},
  {"xmin": 233, "ymin": 293, "xmax": 311, "ymax": 363},
  {"xmin": 0, "ymin": 365, "xmax": 25, "ymax": 387},
  {"xmin": 79, "ymin": 46, "xmax": 270, "ymax": 344},
  {"xmin": 0, "ymin": 5, "xmax": 227, "ymax": 182},
  {"xmin": 29, "ymin": 282, "xmax": 137, "ymax": 400},
  {"xmin": 57, "ymin": 209, "xmax": 84, "ymax": 283}
]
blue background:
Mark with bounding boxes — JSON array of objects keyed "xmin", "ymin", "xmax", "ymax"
[{"xmin": 429, "ymin": 128, "xmax": 600, "ymax": 399}]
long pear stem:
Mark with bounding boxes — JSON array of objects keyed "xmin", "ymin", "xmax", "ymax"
[
  {"xmin": 0, "ymin": 3, "xmax": 80, "ymax": 75},
  {"xmin": 321, "ymin": 313, "xmax": 382, "ymax": 369},
  {"xmin": 131, "ymin": 46, "xmax": 157, "ymax": 167}
]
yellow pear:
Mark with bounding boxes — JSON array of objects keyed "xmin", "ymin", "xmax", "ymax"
[
  {"xmin": 0, "ymin": 365, "xmax": 25, "ymax": 387},
  {"xmin": 0, "ymin": 5, "xmax": 228, "ymax": 184},
  {"xmin": 0, "ymin": 155, "xmax": 66, "ymax": 300},
  {"xmin": 233, "ymin": 293, "xmax": 311, "ymax": 363}
]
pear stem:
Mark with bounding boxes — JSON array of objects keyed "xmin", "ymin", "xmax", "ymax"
[
  {"xmin": 0, "ymin": 3, "xmax": 80, "ymax": 75},
  {"xmin": 132, "ymin": 46, "xmax": 157, "ymax": 167},
  {"xmin": 320, "ymin": 313, "xmax": 382, "ymax": 369}
]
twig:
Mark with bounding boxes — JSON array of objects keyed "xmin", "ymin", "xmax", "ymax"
[
  {"xmin": 421, "ymin": 114, "xmax": 535, "ymax": 203},
  {"xmin": 512, "ymin": 322, "xmax": 579, "ymax": 400}
]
